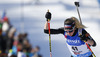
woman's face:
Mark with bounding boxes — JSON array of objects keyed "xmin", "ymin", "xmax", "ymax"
[{"xmin": 65, "ymin": 29, "xmax": 75, "ymax": 36}]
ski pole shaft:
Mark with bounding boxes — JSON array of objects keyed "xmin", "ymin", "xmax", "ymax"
[
  {"xmin": 48, "ymin": 19, "xmax": 52, "ymax": 57},
  {"xmin": 74, "ymin": 2, "xmax": 82, "ymax": 24},
  {"xmin": 74, "ymin": 2, "xmax": 96, "ymax": 57},
  {"xmin": 47, "ymin": 10, "xmax": 52, "ymax": 57},
  {"xmin": 76, "ymin": 6, "xmax": 82, "ymax": 24},
  {"xmin": 85, "ymin": 41, "xmax": 96, "ymax": 57}
]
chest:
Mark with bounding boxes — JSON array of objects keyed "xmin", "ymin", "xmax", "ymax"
[{"xmin": 65, "ymin": 32, "xmax": 85, "ymax": 46}]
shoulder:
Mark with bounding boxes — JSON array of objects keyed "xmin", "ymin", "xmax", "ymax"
[
  {"xmin": 77, "ymin": 28, "xmax": 88, "ymax": 35},
  {"xmin": 82, "ymin": 28, "xmax": 88, "ymax": 34}
]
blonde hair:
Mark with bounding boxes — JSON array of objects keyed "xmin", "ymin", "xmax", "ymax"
[{"xmin": 64, "ymin": 17, "xmax": 86, "ymax": 29}]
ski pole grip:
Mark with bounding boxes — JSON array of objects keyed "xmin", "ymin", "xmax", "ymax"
[
  {"xmin": 45, "ymin": 10, "xmax": 52, "ymax": 21},
  {"xmin": 74, "ymin": 2, "xmax": 80, "ymax": 7}
]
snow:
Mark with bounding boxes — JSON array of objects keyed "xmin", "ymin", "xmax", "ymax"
[{"xmin": 0, "ymin": 0, "xmax": 100, "ymax": 57}]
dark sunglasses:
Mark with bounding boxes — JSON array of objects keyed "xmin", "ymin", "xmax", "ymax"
[{"xmin": 65, "ymin": 30, "xmax": 73, "ymax": 33}]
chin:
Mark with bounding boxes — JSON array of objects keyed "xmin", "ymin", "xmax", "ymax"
[{"xmin": 69, "ymin": 35, "xmax": 72, "ymax": 36}]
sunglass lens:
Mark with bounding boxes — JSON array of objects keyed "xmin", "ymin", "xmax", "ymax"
[{"xmin": 66, "ymin": 30, "xmax": 73, "ymax": 33}]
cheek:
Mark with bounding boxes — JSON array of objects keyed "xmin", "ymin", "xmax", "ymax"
[
  {"xmin": 66, "ymin": 32, "xmax": 74, "ymax": 36},
  {"xmin": 71, "ymin": 31, "xmax": 74, "ymax": 34},
  {"xmin": 66, "ymin": 33, "xmax": 72, "ymax": 36},
  {"xmin": 71, "ymin": 31, "xmax": 75, "ymax": 35},
  {"xmin": 66, "ymin": 33, "xmax": 70, "ymax": 35},
  {"xmin": 70, "ymin": 33, "xmax": 73, "ymax": 36}
]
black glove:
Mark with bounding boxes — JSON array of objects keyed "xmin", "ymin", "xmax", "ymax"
[
  {"xmin": 74, "ymin": 2, "xmax": 80, "ymax": 7},
  {"xmin": 79, "ymin": 34, "xmax": 88, "ymax": 41},
  {"xmin": 45, "ymin": 11, "xmax": 51, "ymax": 21}
]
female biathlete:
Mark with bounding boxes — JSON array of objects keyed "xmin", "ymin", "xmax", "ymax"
[{"xmin": 44, "ymin": 12, "xmax": 96, "ymax": 57}]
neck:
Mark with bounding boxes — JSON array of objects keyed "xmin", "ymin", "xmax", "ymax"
[{"xmin": 72, "ymin": 28, "xmax": 78, "ymax": 36}]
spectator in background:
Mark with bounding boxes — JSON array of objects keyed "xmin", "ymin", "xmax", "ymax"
[
  {"xmin": 34, "ymin": 46, "xmax": 41, "ymax": 57},
  {"xmin": 30, "ymin": 46, "xmax": 42, "ymax": 57},
  {"xmin": 0, "ymin": 20, "xmax": 4, "ymax": 54},
  {"xmin": 2, "ymin": 17, "xmax": 16, "ymax": 53},
  {"xmin": 23, "ymin": 33, "xmax": 28, "ymax": 39},
  {"xmin": 0, "ymin": 11, "xmax": 42, "ymax": 57},
  {"xmin": 22, "ymin": 39, "xmax": 32, "ymax": 56},
  {"xmin": 6, "ymin": 27, "xmax": 16, "ymax": 53},
  {"xmin": 2, "ymin": 17, "xmax": 12, "ymax": 34},
  {"xmin": 17, "ymin": 43, "xmax": 27, "ymax": 57},
  {"xmin": 8, "ymin": 39, "xmax": 18, "ymax": 57},
  {"xmin": 0, "ymin": 19, "xmax": 8, "ymax": 57},
  {"xmin": 18, "ymin": 33, "xmax": 24, "ymax": 44},
  {"xmin": 18, "ymin": 33, "xmax": 28, "ymax": 44},
  {"xmin": 17, "ymin": 33, "xmax": 32, "ymax": 57}
]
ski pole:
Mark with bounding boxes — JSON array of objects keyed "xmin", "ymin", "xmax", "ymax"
[
  {"xmin": 74, "ymin": 2, "xmax": 96, "ymax": 57},
  {"xmin": 46, "ymin": 10, "xmax": 52, "ymax": 57},
  {"xmin": 74, "ymin": 2, "xmax": 82, "ymax": 24}
]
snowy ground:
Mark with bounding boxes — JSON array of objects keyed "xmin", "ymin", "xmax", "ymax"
[{"xmin": 0, "ymin": 0, "xmax": 100, "ymax": 57}]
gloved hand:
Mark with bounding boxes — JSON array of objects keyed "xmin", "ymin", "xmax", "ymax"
[
  {"xmin": 79, "ymin": 34, "xmax": 88, "ymax": 41},
  {"xmin": 74, "ymin": 2, "xmax": 80, "ymax": 7},
  {"xmin": 45, "ymin": 11, "xmax": 51, "ymax": 21}
]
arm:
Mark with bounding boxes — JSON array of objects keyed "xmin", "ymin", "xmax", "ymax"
[
  {"xmin": 85, "ymin": 33, "xmax": 96, "ymax": 47},
  {"xmin": 44, "ymin": 11, "xmax": 64, "ymax": 34},
  {"xmin": 44, "ymin": 21, "xmax": 48, "ymax": 30},
  {"xmin": 82, "ymin": 29, "xmax": 96, "ymax": 47},
  {"xmin": 44, "ymin": 21, "xmax": 64, "ymax": 34}
]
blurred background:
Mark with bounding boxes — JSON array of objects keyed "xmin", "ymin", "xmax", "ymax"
[{"xmin": 0, "ymin": 0, "xmax": 100, "ymax": 57}]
